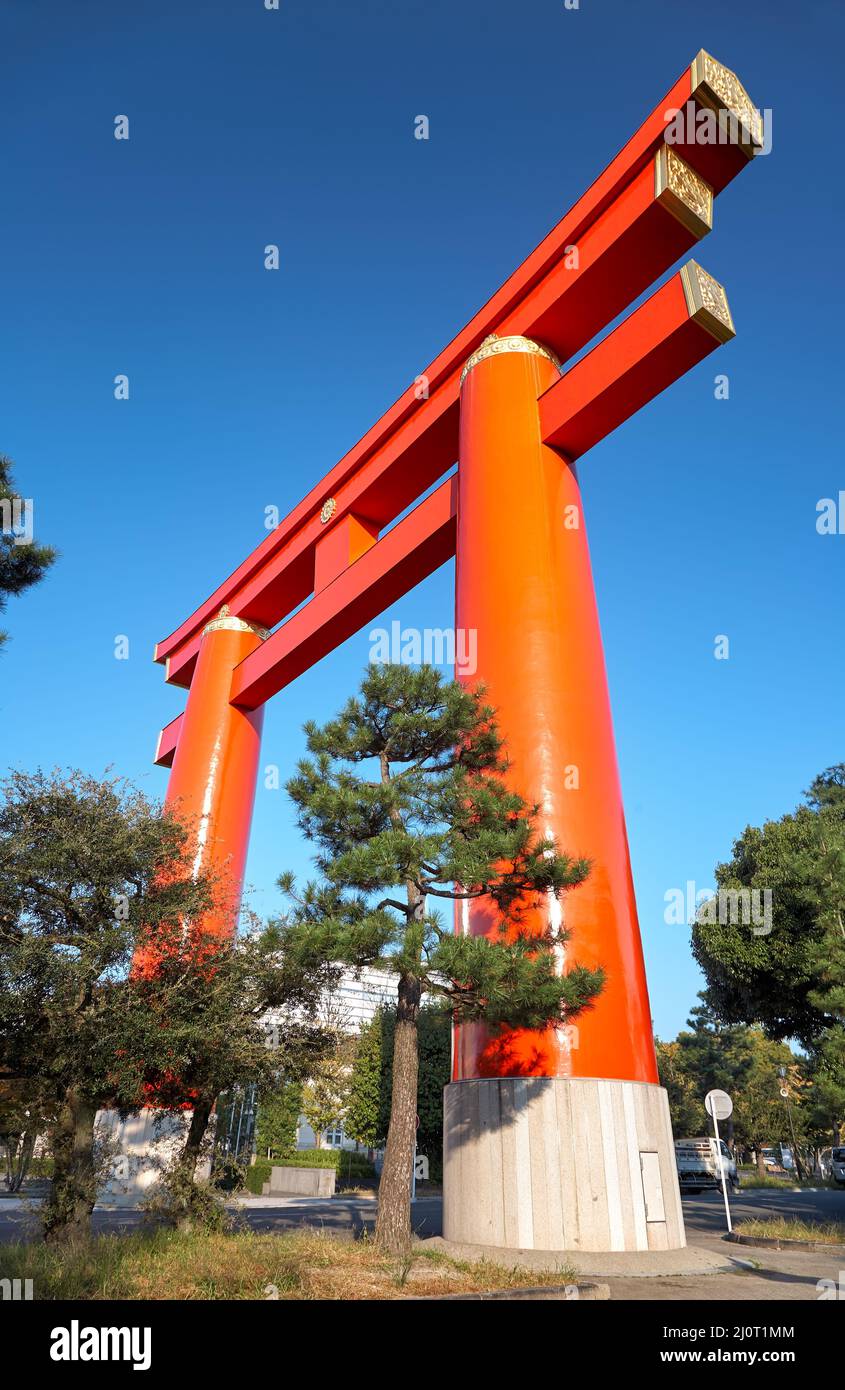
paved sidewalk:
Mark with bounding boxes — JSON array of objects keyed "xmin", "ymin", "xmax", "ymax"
[
  {"xmin": 599, "ymin": 1222, "xmax": 844, "ymax": 1301},
  {"xmin": 600, "ymin": 1250, "xmax": 842, "ymax": 1301}
]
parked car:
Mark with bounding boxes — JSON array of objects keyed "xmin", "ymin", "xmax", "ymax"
[
  {"xmin": 674, "ymin": 1137, "xmax": 740, "ymax": 1194},
  {"xmin": 832, "ymin": 1147, "xmax": 845, "ymax": 1187}
]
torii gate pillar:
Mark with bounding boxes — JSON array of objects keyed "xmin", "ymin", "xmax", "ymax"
[
  {"xmin": 160, "ymin": 609, "xmax": 267, "ymax": 940},
  {"xmin": 443, "ymin": 335, "xmax": 684, "ymax": 1253},
  {"xmin": 103, "ymin": 612, "xmax": 267, "ymax": 1205}
]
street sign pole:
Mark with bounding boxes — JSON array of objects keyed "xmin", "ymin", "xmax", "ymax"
[
  {"xmin": 705, "ymin": 1089, "xmax": 734, "ymax": 1234},
  {"xmin": 712, "ymin": 1111, "xmax": 732, "ymax": 1233}
]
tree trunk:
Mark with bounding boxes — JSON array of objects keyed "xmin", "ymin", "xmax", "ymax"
[
  {"xmin": 755, "ymin": 1146, "xmax": 768, "ymax": 1180},
  {"xmin": 180, "ymin": 1096, "xmax": 213, "ymax": 1179},
  {"xmin": 4, "ymin": 1128, "xmax": 36, "ymax": 1194},
  {"xmin": 375, "ymin": 971, "xmax": 421, "ymax": 1254},
  {"xmin": 18, "ymin": 1129, "xmax": 36, "ymax": 1192},
  {"xmin": 44, "ymin": 1088, "xmax": 98, "ymax": 1243},
  {"xmin": 172, "ymin": 1095, "xmax": 214, "ymax": 1232}
]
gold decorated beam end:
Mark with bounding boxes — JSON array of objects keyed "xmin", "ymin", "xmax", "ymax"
[
  {"xmin": 690, "ymin": 49, "xmax": 765, "ymax": 158},
  {"xmin": 655, "ymin": 146, "xmax": 713, "ymax": 239},
  {"xmin": 680, "ymin": 260, "xmax": 735, "ymax": 344}
]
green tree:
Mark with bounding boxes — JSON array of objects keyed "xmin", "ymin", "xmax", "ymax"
[
  {"xmin": 300, "ymin": 1029, "xmax": 357, "ymax": 1148},
  {"xmin": 692, "ymin": 765, "xmax": 845, "ymax": 1142},
  {"xmin": 280, "ymin": 664, "xmax": 603, "ymax": 1252},
  {"xmin": 345, "ymin": 1011, "xmax": 384, "ymax": 1151},
  {"xmin": 132, "ymin": 916, "xmax": 336, "ymax": 1227},
  {"xmin": 656, "ymin": 998, "xmax": 804, "ymax": 1176},
  {"xmin": 345, "ymin": 1005, "xmax": 452, "ymax": 1178},
  {"xmin": 0, "ymin": 455, "xmax": 55, "ymax": 649},
  {"xmin": 657, "ymin": 998, "xmax": 752, "ymax": 1140},
  {"xmin": 0, "ymin": 769, "xmax": 335, "ymax": 1240},
  {"xmin": 655, "ymin": 1039, "xmax": 704, "ymax": 1138},
  {"xmin": 0, "ymin": 770, "xmax": 212, "ymax": 1239},
  {"xmin": 729, "ymin": 1032, "xmax": 799, "ymax": 1177},
  {"xmin": 798, "ymin": 1054, "xmax": 845, "ymax": 1156},
  {"xmin": 255, "ymin": 1077, "xmax": 303, "ymax": 1160},
  {"xmin": 0, "ymin": 1080, "xmax": 52, "ymax": 1193}
]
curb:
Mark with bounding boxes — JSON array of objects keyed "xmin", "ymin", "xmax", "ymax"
[
  {"xmin": 407, "ymin": 1281, "xmax": 610, "ymax": 1301},
  {"xmin": 419, "ymin": 1234, "xmax": 734, "ymax": 1277},
  {"xmin": 736, "ymin": 1184, "xmax": 833, "ymax": 1193},
  {"xmin": 726, "ymin": 1231, "xmax": 845, "ymax": 1255}
]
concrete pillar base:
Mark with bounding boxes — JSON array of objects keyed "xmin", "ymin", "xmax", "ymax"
[{"xmin": 443, "ymin": 1078, "xmax": 685, "ymax": 1253}]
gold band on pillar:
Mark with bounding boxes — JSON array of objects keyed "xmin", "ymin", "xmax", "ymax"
[
  {"xmin": 202, "ymin": 604, "xmax": 269, "ymax": 640},
  {"xmin": 460, "ymin": 333, "xmax": 562, "ymax": 387}
]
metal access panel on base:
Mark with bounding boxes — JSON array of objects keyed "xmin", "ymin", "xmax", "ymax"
[{"xmin": 443, "ymin": 1078, "xmax": 685, "ymax": 1253}]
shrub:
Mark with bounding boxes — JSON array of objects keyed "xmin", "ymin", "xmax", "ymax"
[
  {"xmin": 142, "ymin": 1160, "xmax": 233, "ymax": 1234},
  {"xmin": 245, "ymin": 1161, "xmax": 272, "ymax": 1195},
  {"xmin": 212, "ymin": 1159, "xmax": 246, "ymax": 1193}
]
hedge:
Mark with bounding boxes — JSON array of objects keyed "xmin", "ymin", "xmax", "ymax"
[{"xmin": 244, "ymin": 1150, "xmax": 375, "ymax": 1195}]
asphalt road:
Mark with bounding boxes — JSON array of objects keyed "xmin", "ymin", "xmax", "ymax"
[
  {"xmin": 2, "ymin": 1186, "xmax": 845, "ymax": 1301},
  {"xmin": 0, "ymin": 1185, "xmax": 842, "ymax": 1245},
  {"xmin": 680, "ymin": 1184, "xmax": 845, "ymax": 1236}
]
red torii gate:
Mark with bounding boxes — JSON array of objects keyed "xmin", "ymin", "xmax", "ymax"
[{"xmin": 151, "ymin": 50, "xmax": 763, "ymax": 1253}]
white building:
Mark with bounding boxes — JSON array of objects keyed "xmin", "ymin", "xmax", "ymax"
[
  {"xmin": 259, "ymin": 966, "xmax": 398, "ymax": 1154},
  {"xmin": 97, "ymin": 967, "xmax": 399, "ymax": 1201}
]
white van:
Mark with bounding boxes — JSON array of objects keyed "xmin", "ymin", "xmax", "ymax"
[
  {"xmin": 832, "ymin": 1146, "xmax": 845, "ymax": 1187},
  {"xmin": 674, "ymin": 1137, "xmax": 740, "ymax": 1194}
]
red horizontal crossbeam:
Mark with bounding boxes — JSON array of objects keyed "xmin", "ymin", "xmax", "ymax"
[
  {"xmin": 152, "ymin": 259, "xmax": 726, "ymax": 734},
  {"xmin": 154, "ymin": 713, "xmax": 183, "ymax": 770},
  {"xmin": 154, "ymin": 255, "xmax": 733, "ymax": 750},
  {"xmin": 155, "ymin": 50, "xmax": 761, "ymax": 693},
  {"xmin": 154, "ymin": 257, "xmax": 732, "ymax": 753},
  {"xmin": 230, "ymin": 476, "xmax": 458, "ymax": 710},
  {"xmin": 539, "ymin": 261, "xmax": 733, "ymax": 459}
]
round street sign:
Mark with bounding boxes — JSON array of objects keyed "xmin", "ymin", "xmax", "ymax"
[
  {"xmin": 780, "ymin": 1087, "xmax": 790, "ymax": 1099},
  {"xmin": 705, "ymin": 1089, "xmax": 733, "ymax": 1121}
]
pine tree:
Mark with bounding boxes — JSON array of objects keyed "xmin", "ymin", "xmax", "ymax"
[
  {"xmin": 280, "ymin": 664, "xmax": 604, "ymax": 1252},
  {"xmin": 0, "ymin": 455, "xmax": 55, "ymax": 649}
]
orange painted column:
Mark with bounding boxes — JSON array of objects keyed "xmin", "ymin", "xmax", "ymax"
[
  {"xmin": 138, "ymin": 607, "xmax": 267, "ymax": 968},
  {"xmin": 453, "ymin": 334, "xmax": 657, "ymax": 1085}
]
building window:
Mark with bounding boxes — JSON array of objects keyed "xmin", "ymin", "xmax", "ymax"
[{"xmin": 324, "ymin": 1126, "xmax": 344, "ymax": 1148}]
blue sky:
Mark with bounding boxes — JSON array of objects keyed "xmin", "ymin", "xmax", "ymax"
[{"xmin": 2, "ymin": 0, "xmax": 842, "ymax": 1039}]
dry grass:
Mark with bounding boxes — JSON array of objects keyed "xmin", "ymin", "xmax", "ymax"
[
  {"xmin": 735, "ymin": 1216, "xmax": 845, "ymax": 1246},
  {"xmin": 0, "ymin": 1228, "xmax": 577, "ymax": 1300}
]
